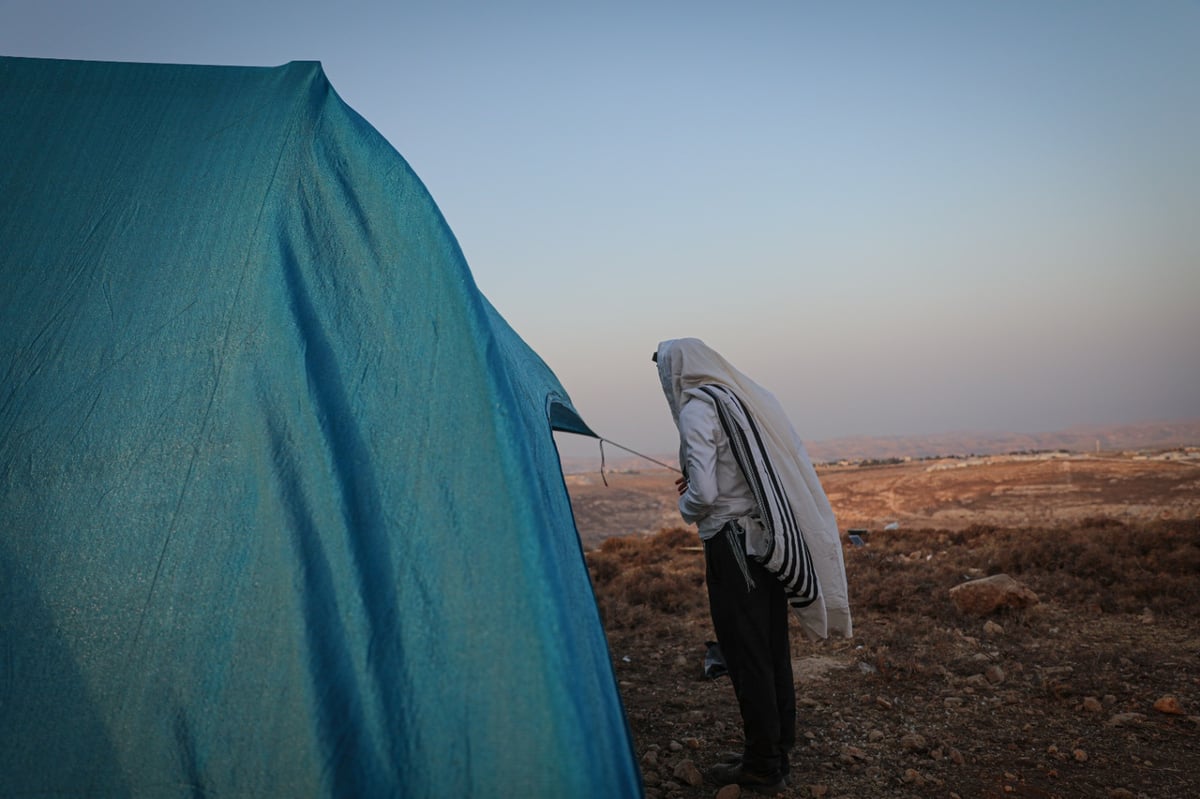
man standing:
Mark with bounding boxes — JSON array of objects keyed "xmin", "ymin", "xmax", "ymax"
[{"xmin": 654, "ymin": 338, "xmax": 851, "ymax": 794}]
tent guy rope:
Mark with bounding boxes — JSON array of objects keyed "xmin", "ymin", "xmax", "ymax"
[{"xmin": 596, "ymin": 437, "xmax": 682, "ymax": 486}]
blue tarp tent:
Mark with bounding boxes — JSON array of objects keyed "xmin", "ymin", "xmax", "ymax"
[{"xmin": 0, "ymin": 56, "xmax": 640, "ymax": 797}]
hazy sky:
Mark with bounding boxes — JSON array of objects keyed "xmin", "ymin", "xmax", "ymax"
[{"xmin": 4, "ymin": 1, "xmax": 1198, "ymax": 459}]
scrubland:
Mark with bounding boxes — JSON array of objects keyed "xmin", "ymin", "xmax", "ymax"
[{"xmin": 576, "ymin": 457, "xmax": 1200, "ymax": 799}]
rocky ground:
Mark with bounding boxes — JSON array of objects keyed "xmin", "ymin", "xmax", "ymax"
[{"xmin": 583, "ymin": 515, "xmax": 1199, "ymax": 799}]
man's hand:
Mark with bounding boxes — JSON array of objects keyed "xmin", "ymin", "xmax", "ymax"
[{"xmin": 675, "ymin": 475, "xmax": 689, "ymax": 496}]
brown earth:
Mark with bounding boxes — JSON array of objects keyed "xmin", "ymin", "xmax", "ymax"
[
  {"xmin": 569, "ymin": 454, "xmax": 1200, "ymax": 799},
  {"xmin": 566, "ymin": 452, "xmax": 1200, "ymax": 549}
]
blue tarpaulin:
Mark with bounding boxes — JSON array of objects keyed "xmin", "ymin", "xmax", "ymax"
[{"xmin": 0, "ymin": 56, "xmax": 639, "ymax": 797}]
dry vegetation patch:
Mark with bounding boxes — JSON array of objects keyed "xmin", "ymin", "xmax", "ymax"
[{"xmin": 590, "ymin": 518, "xmax": 1200, "ymax": 799}]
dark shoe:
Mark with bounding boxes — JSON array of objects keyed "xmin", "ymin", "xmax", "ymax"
[
  {"xmin": 707, "ymin": 761, "xmax": 787, "ymax": 795},
  {"xmin": 715, "ymin": 751, "xmax": 790, "ymax": 787}
]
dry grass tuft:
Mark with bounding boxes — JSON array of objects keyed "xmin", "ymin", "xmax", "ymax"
[{"xmin": 586, "ymin": 527, "xmax": 707, "ymax": 630}]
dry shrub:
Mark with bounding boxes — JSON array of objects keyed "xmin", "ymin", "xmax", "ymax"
[
  {"xmin": 848, "ymin": 517, "xmax": 1200, "ymax": 619},
  {"xmin": 588, "ymin": 517, "xmax": 1199, "ymax": 636},
  {"xmin": 586, "ymin": 527, "xmax": 707, "ymax": 631}
]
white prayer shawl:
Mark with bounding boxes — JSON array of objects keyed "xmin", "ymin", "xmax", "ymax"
[{"xmin": 657, "ymin": 338, "xmax": 852, "ymax": 641}]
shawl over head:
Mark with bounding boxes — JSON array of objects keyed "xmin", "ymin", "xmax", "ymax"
[{"xmin": 655, "ymin": 338, "xmax": 852, "ymax": 640}]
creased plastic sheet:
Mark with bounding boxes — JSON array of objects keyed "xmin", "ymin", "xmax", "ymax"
[{"xmin": 0, "ymin": 56, "xmax": 639, "ymax": 798}]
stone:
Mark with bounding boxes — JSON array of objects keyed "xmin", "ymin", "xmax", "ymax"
[
  {"xmin": 867, "ymin": 729, "xmax": 886, "ymax": 742},
  {"xmin": 1153, "ymin": 695, "xmax": 1184, "ymax": 715},
  {"xmin": 841, "ymin": 745, "xmax": 868, "ymax": 761},
  {"xmin": 984, "ymin": 665, "xmax": 1006, "ymax": 685},
  {"xmin": 899, "ymin": 733, "xmax": 928, "ymax": 753},
  {"xmin": 1109, "ymin": 789, "xmax": 1136, "ymax": 799},
  {"xmin": 672, "ymin": 759, "xmax": 702, "ymax": 787},
  {"xmin": 1107, "ymin": 713, "xmax": 1146, "ymax": 727},
  {"xmin": 642, "ymin": 750, "xmax": 659, "ymax": 766},
  {"xmin": 668, "ymin": 739, "xmax": 683, "ymax": 752},
  {"xmin": 901, "ymin": 768, "xmax": 925, "ymax": 786},
  {"xmin": 949, "ymin": 574, "xmax": 1040, "ymax": 616},
  {"xmin": 1081, "ymin": 696, "xmax": 1103, "ymax": 713},
  {"xmin": 1073, "ymin": 749, "xmax": 1088, "ymax": 762},
  {"xmin": 715, "ymin": 785, "xmax": 741, "ymax": 799},
  {"xmin": 808, "ymin": 785, "xmax": 829, "ymax": 798},
  {"xmin": 983, "ymin": 620, "xmax": 1005, "ymax": 636}
]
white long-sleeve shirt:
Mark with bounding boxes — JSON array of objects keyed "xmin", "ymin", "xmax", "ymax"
[{"xmin": 677, "ymin": 394, "xmax": 756, "ymax": 539}]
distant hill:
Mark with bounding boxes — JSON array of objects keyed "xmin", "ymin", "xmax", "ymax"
[
  {"xmin": 560, "ymin": 418, "xmax": 1200, "ymax": 472},
  {"xmin": 803, "ymin": 419, "xmax": 1200, "ymax": 463}
]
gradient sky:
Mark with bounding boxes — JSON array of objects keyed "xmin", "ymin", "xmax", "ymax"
[{"xmin": 4, "ymin": 1, "xmax": 1198, "ymax": 459}]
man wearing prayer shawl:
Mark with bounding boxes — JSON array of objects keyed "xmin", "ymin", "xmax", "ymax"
[{"xmin": 654, "ymin": 338, "xmax": 852, "ymax": 794}]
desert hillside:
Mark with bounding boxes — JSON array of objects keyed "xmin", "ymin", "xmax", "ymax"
[
  {"xmin": 567, "ymin": 449, "xmax": 1200, "ymax": 799},
  {"xmin": 565, "ymin": 450, "xmax": 1200, "ymax": 549}
]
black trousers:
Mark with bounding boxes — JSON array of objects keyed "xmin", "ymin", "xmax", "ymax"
[{"xmin": 704, "ymin": 522, "xmax": 796, "ymax": 776}]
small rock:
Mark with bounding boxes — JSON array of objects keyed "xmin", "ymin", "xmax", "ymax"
[
  {"xmin": 841, "ymin": 745, "xmax": 868, "ymax": 762},
  {"xmin": 715, "ymin": 785, "xmax": 741, "ymax": 799},
  {"xmin": 949, "ymin": 573, "xmax": 1040, "ymax": 615},
  {"xmin": 1081, "ymin": 696, "xmax": 1103, "ymax": 713},
  {"xmin": 668, "ymin": 739, "xmax": 683, "ymax": 752},
  {"xmin": 901, "ymin": 768, "xmax": 925, "ymax": 786},
  {"xmin": 867, "ymin": 729, "xmax": 886, "ymax": 743},
  {"xmin": 944, "ymin": 696, "xmax": 965, "ymax": 708},
  {"xmin": 1073, "ymin": 749, "xmax": 1088, "ymax": 762},
  {"xmin": 642, "ymin": 750, "xmax": 659, "ymax": 767},
  {"xmin": 672, "ymin": 760, "xmax": 702, "ymax": 787},
  {"xmin": 808, "ymin": 785, "xmax": 829, "ymax": 798},
  {"xmin": 899, "ymin": 733, "xmax": 928, "ymax": 753},
  {"xmin": 874, "ymin": 696, "xmax": 893, "ymax": 710},
  {"xmin": 643, "ymin": 770, "xmax": 661, "ymax": 787},
  {"xmin": 985, "ymin": 665, "xmax": 1006, "ymax": 685},
  {"xmin": 1109, "ymin": 789, "xmax": 1136, "ymax": 799},
  {"xmin": 1153, "ymin": 695, "xmax": 1184, "ymax": 715},
  {"xmin": 1107, "ymin": 713, "xmax": 1146, "ymax": 727},
  {"xmin": 983, "ymin": 620, "xmax": 1005, "ymax": 636},
  {"xmin": 948, "ymin": 747, "xmax": 965, "ymax": 765},
  {"xmin": 1139, "ymin": 607, "xmax": 1155, "ymax": 624}
]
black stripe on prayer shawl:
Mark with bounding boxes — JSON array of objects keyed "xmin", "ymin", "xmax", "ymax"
[
  {"xmin": 697, "ymin": 385, "xmax": 819, "ymax": 608},
  {"xmin": 699, "ymin": 385, "xmax": 817, "ymax": 606}
]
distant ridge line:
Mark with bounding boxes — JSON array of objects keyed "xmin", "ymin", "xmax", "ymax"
[
  {"xmin": 560, "ymin": 419, "xmax": 1200, "ymax": 473},
  {"xmin": 804, "ymin": 418, "xmax": 1200, "ymax": 463}
]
